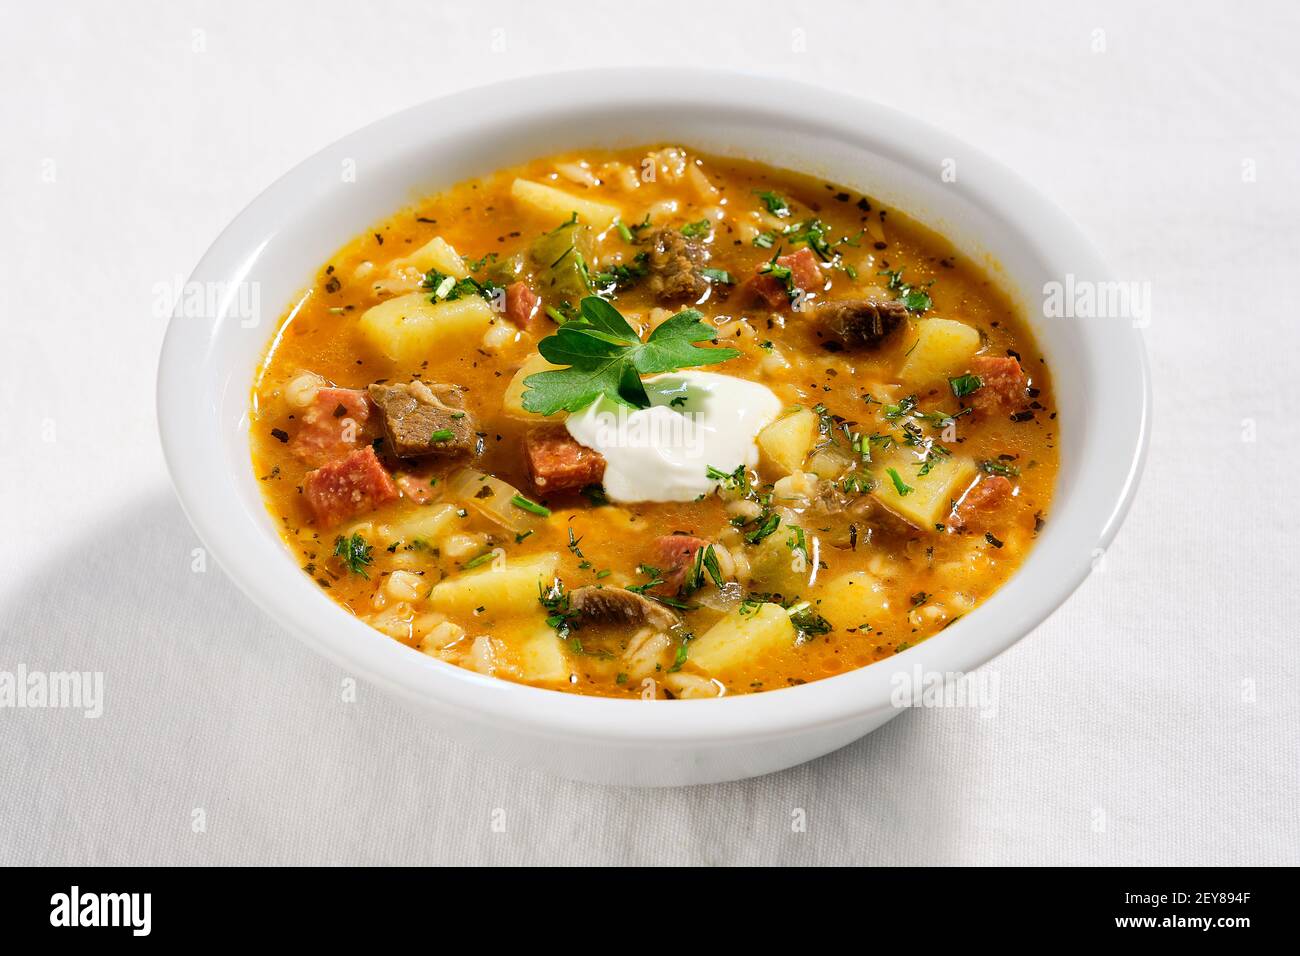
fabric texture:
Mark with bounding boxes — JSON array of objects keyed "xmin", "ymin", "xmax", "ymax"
[{"xmin": 1, "ymin": 0, "xmax": 1296, "ymax": 865}]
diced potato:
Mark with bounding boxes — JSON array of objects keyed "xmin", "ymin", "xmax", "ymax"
[
  {"xmin": 871, "ymin": 448, "xmax": 978, "ymax": 529},
  {"xmin": 509, "ymin": 623, "xmax": 573, "ymax": 683},
  {"xmin": 389, "ymin": 236, "xmax": 469, "ymax": 279},
  {"xmin": 511, "ymin": 178, "xmax": 622, "ymax": 230},
  {"xmin": 814, "ymin": 571, "xmax": 892, "ymax": 630},
  {"xmin": 897, "ymin": 318, "xmax": 981, "ymax": 383},
  {"xmin": 689, "ymin": 603, "xmax": 796, "ymax": 674},
  {"xmin": 757, "ymin": 408, "xmax": 819, "ymax": 476},
  {"xmin": 428, "ymin": 553, "xmax": 560, "ymax": 619},
  {"xmin": 381, "ymin": 502, "xmax": 459, "ymax": 548},
  {"xmin": 359, "ymin": 293, "xmax": 494, "ymax": 363},
  {"xmin": 503, "ymin": 353, "xmax": 565, "ymax": 420}
]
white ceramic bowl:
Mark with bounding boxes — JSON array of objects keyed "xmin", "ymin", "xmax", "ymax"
[{"xmin": 158, "ymin": 68, "xmax": 1149, "ymax": 786}]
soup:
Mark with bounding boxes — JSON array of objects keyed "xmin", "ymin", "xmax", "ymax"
[{"xmin": 250, "ymin": 145, "xmax": 1057, "ymax": 699}]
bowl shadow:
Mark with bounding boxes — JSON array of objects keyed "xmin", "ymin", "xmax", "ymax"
[{"xmin": 0, "ymin": 488, "xmax": 953, "ymax": 865}]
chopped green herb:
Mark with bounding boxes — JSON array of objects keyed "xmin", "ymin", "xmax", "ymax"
[
  {"xmin": 698, "ymin": 267, "xmax": 734, "ymax": 284},
  {"xmin": 429, "ymin": 428, "xmax": 455, "ymax": 443},
  {"xmin": 790, "ymin": 607, "xmax": 833, "ymax": 639},
  {"xmin": 680, "ymin": 219, "xmax": 711, "ymax": 238},
  {"xmin": 510, "ymin": 493, "xmax": 551, "ymax": 517},
  {"xmin": 745, "ymin": 511, "xmax": 782, "ymax": 544},
  {"xmin": 626, "ymin": 563, "xmax": 666, "ymax": 594},
  {"xmin": 980, "ymin": 459, "xmax": 1021, "ymax": 478},
  {"xmin": 668, "ymin": 633, "xmax": 694, "ymax": 672},
  {"xmin": 949, "ymin": 373, "xmax": 983, "ymax": 399},
  {"xmin": 423, "ymin": 270, "xmax": 502, "ymax": 304},
  {"xmin": 754, "ymin": 190, "xmax": 791, "ymax": 217},
  {"xmin": 706, "ymin": 463, "xmax": 751, "ymax": 496},
  {"xmin": 333, "ymin": 533, "xmax": 373, "ymax": 578},
  {"xmin": 879, "ymin": 268, "xmax": 933, "ymax": 314},
  {"xmin": 462, "ymin": 549, "xmax": 496, "ymax": 570},
  {"xmin": 886, "ymin": 467, "xmax": 913, "ymax": 497},
  {"xmin": 538, "ymin": 579, "xmax": 579, "ymax": 640}
]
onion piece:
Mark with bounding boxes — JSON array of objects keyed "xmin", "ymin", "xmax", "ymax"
[{"xmin": 446, "ymin": 467, "xmax": 546, "ymax": 535}]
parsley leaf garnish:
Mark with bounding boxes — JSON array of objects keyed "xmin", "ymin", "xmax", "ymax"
[
  {"xmin": 879, "ymin": 268, "xmax": 933, "ymax": 314},
  {"xmin": 521, "ymin": 296, "xmax": 740, "ymax": 416},
  {"xmin": 949, "ymin": 373, "xmax": 983, "ymax": 398}
]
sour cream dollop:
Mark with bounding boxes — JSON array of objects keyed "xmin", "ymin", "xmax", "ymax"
[{"xmin": 564, "ymin": 370, "xmax": 783, "ymax": 503}]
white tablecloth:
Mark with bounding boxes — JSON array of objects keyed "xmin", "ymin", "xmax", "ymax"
[{"xmin": 2, "ymin": 0, "xmax": 1296, "ymax": 866}]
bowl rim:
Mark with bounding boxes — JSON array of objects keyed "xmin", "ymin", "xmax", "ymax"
[{"xmin": 157, "ymin": 67, "xmax": 1150, "ymax": 745}]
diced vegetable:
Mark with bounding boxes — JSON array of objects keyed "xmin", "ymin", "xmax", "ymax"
[
  {"xmin": 529, "ymin": 218, "xmax": 596, "ymax": 303},
  {"xmin": 509, "ymin": 623, "xmax": 573, "ymax": 683},
  {"xmin": 503, "ymin": 353, "xmax": 565, "ymax": 419},
  {"xmin": 689, "ymin": 602, "xmax": 797, "ymax": 674},
  {"xmin": 445, "ymin": 467, "xmax": 547, "ymax": 534},
  {"xmin": 390, "ymin": 236, "xmax": 469, "ymax": 279},
  {"xmin": 747, "ymin": 527, "xmax": 813, "ymax": 598},
  {"xmin": 358, "ymin": 293, "xmax": 494, "ymax": 362},
  {"xmin": 871, "ymin": 447, "xmax": 978, "ymax": 528},
  {"xmin": 757, "ymin": 407, "xmax": 819, "ymax": 476},
  {"xmin": 381, "ymin": 502, "xmax": 459, "ymax": 548},
  {"xmin": 814, "ymin": 571, "xmax": 892, "ymax": 629},
  {"xmin": 897, "ymin": 318, "xmax": 981, "ymax": 383},
  {"xmin": 428, "ymin": 553, "xmax": 560, "ymax": 618},
  {"xmin": 511, "ymin": 178, "xmax": 622, "ymax": 230}
]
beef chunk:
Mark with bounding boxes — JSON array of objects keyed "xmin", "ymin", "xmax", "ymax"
[
  {"xmin": 366, "ymin": 381, "xmax": 475, "ymax": 459},
  {"xmin": 816, "ymin": 299, "xmax": 908, "ymax": 350},
  {"xmin": 570, "ymin": 586, "xmax": 680, "ymax": 632},
  {"xmin": 288, "ymin": 387, "xmax": 377, "ymax": 467},
  {"xmin": 644, "ymin": 227, "xmax": 709, "ymax": 303},
  {"xmin": 302, "ymin": 446, "xmax": 399, "ymax": 527},
  {"xmin": 524, "ymin": 425, "xmax": 606, "ymax": 494}
]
